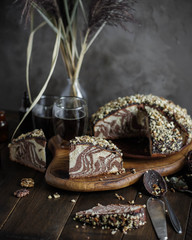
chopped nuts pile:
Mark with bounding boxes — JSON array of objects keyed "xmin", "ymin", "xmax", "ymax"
[{"xmin": 152, "ymin": 184, "xmax": 165, "ymax": 196}]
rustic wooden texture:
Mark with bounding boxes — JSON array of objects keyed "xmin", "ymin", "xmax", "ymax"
[
  {"xmin": 45, "ymin": 136, "xmax": 192, "ymax": 192},
  {"xmin": 0, "ymin": 111, "xmax": 192, "ymax": 240}
]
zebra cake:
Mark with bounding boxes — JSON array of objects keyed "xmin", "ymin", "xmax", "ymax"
[
  {"xmin": 74, "ymin": 203, "xmax": 146, "ymax": 233},
  {"xmin": 9, "ymin": 129, "xmax": 46, "ymax": 172},
  {"xmin": 69, "ymin": 135, "xmax": 123, "ymax": 178},
  {"xmin": 92, "ymin": 94, "xmax": 192, "ymax": 156}
]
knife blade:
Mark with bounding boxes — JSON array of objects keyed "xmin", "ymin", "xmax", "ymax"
[{"xmin": 147, "ymin": 197, "xmax": 168, "ymax": 240}]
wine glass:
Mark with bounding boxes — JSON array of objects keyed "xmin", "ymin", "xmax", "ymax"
[
  {"xmin": 52, "ymin": 96, "xmax": 88, "ymax": 144},
  {"xmin": 32, "ymin": 95, "xmax": 58, "ymax": 140}
]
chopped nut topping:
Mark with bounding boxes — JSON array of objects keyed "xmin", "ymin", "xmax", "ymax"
[
  {"xmin": 9, "ymin": 129, "xmax": 46, "ymax": 144},
  {"xmin": 152, "ymin": 184, "xmax": 165, "ymax": 196},
  {"xmin": 70, "ymin": 135, "xmax": 122, "ymax": 154},
  {"xmin": 92, "ymin": 94, "xmax": 192, "ymax": 155}
]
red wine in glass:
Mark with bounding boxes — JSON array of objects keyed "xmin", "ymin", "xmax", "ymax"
[
  {"xmin": 33, "ymin": 114, "xmax": 55, "ymax": 140},
  {"xmin": 53, "ymin": 97, "xmax": 88, "ymax": 142}
]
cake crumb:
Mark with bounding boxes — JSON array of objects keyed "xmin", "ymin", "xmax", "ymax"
[
  {"xmin": 53, "ymin": 193, "xmax": 60, "ymax": 199},
  {"xmin": 171, "ymin": 188, "xmax": 176, "ymax": 193},
  {"xmin": 138, "ymin": 192, "xmax": 143, "ymax": 198},
  {"xmin": 111, "ymin": 230, "xmax": 117, "ymax": 235},
  {"xmin": 48, "ymin": 195, "xmax": 52, "ymax": 199},
  {"xmin": 130, "ymin": 168, "xmax": 136, "ymax": 174},
  {"xmin": 71, "ymin": 199, "xmax": 76, "ymax": 203},
  {"xmin": 115, "ymin": 193, "xmax": 125, "ymax": 200},
  {"xmin": 128, "ymin": 200, "xmax": 135, "ymax": 205}
]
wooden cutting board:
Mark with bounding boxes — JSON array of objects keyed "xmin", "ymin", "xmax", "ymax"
[{"xmin": 45, "ymin": 136, "xmax": 192, "ymax": 192}]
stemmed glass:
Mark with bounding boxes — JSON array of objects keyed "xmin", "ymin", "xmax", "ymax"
[{"xmin": 52, "ymin": 96, "xmax": 88, "ymax": 144}]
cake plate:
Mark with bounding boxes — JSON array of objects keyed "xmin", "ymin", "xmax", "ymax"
[{"xmin": 45, "ymin": 136, "xmax": 192, "ymax": 192}]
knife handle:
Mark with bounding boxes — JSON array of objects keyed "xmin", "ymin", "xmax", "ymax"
[{"xmin": 163, "ymin": 196, "xmax": 182, "ymax": 234}]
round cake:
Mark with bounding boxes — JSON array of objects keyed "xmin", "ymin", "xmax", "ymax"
[{"xmin": 92, "ymin": 94, "xmax": 192, "ymax": 156}]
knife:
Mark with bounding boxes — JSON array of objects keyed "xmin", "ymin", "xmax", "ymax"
[{"xmin": 147, "ymin": 197, "xmax": 168, "ymax": 240}]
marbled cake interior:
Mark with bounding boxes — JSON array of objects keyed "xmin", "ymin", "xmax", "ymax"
[
  {"xmin": 69, "ymin": 144, "xmax": 122, "ymax": 178},
  {"xmin": 9, "ymin": 129, "xmax": 46, "ymax": 172},
  {"xmin": 92, "ymin": 94, "xmax": 192, "ymax": 155}
]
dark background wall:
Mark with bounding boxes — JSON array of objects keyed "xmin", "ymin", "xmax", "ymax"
[{"xmin": 0, "ymin": 0, "xmax": 192, "ymax": 116}]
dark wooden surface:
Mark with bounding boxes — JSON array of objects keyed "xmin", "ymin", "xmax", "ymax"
[{"xmin": 0, "ymin": 111, "xmax": 192, "ymax": 240}]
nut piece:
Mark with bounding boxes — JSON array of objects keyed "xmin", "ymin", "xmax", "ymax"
[
  {"xmin": 53, "ymin": 193, "xmax": 60, "ymax": 199},
  {"xmin": 14, "ymin": 189, "xmax": 29, "ymax": 198},
  {"xmin": 115, "ymin": 193, "xmax": 125, "ymax": 200},
  {"xmin": 20, "ymin": 178, "xmax": 35, "ymax": 188}
]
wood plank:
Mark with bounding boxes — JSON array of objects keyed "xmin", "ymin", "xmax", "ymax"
[
  {"xmin": 59, "ymin": 186, "xmax": 141, "ymax": 240},
  {"xmin": 132, "ymin": 180, "xmax": 192, "ymax": 240},
  {"xmin": 0, "ymin": 145, "xmax": 38, "ymax": 229},
  {"xmin": 185, "ymin": 204, "xmax": 192, "ymax": 240},
  {"xmin": 0, "ymin": 175, "xmax": 80, "ymax": 240}
]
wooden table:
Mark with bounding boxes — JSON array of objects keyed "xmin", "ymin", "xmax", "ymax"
[{"xmin": 0, "ymin": 111, "xmax": 192, "ymax": 240}]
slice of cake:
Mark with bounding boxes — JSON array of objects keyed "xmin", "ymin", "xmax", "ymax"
[
  {"xmin": 69, "ymin": 136, "xmax": 123, "ymax": 178},
  {"xmin": 92, "ymin": 94, "xmax": 192, "ymax": 156},
  {"xmin": 9, "ymin": 129, "xmax": 46, "ymax": 172},
  {"xmin": 74, "ymin": 203, "xmax": 146, "ymax": 233}
]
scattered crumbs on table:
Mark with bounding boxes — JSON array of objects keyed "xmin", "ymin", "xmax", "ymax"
[
  {"xmin": 186, "ymin": 173, "xmax": 192, "ymax": 177},
  {"xmin": 165, "ymin": 176, "xmax": 169, "ymax": 182},
  {"xmin": 111, "ymin": 230, "xmax": 117, "ymax": 235},
  {"xmin": 138, "ymin": 192, "xmax": 143, "ymax": 198},
  {"xmin": 171, "ymin": 188, "xmax": 176, "ymax": 193},
  {"xmin": 128, "ymin": 200, "xmax": 135, "ymax": 205},
  {"xmin": 48, "ymin": 195, "xmax": 53, "ymax": 199},
  {"xmin": 115, "ymin": 193, "xmax": 125, "ymax": 200},
  {"xmin": 130, "ymin": 168, "xmax": 136, "ymax": 174},
  {"xmin": 71, "ymin": 199, "xmax": 76, "ymax": 203},
  {"xmin": 53, "ymin": 192, "xmax": 60, "ymax": 199}
]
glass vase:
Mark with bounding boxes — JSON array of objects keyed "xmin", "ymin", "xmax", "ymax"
[{"xmin": 62, "ymin": 78, "xmax": 86, "ymax": 100}]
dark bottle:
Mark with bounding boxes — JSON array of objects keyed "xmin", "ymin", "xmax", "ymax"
[
  {"xmin": 0, "ymin": 111, "xmax": 8, "ymax": 143},
  {"xmin": 19, "ymin": 92, "xmax": 34, "ymax": 133}
]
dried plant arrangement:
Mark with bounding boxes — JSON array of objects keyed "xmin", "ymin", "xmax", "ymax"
[{"xmin": 13, "ymin": 0, "xmax": 136, "ymax": 137}]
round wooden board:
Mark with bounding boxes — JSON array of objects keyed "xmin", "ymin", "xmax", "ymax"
[{"xmin": 45, "ymin": 136, "xmax": 192, "ymax": 192}]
